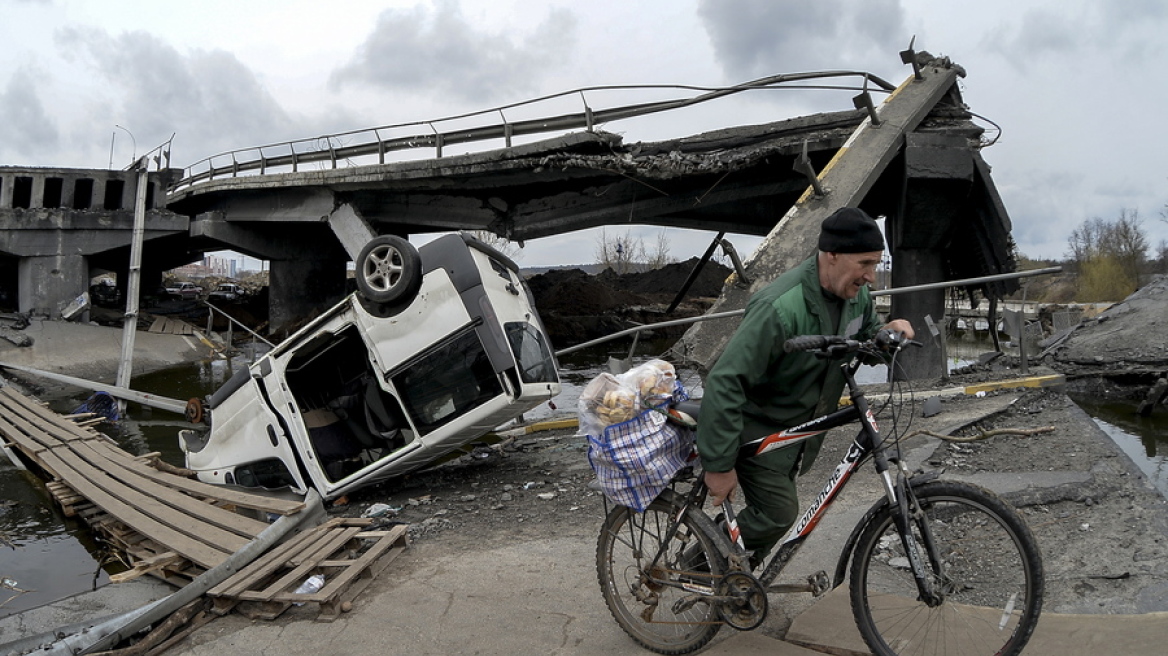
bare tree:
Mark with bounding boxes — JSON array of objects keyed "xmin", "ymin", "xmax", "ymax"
[
  {"xmin": 645, "ymin": 229, "xmax": 675, "ymax": 270},
  {"xmin": 1065, "ymin": 209, "xmax": 1149, "ymax": 300},
  {"xmin": 594, "ymin": 228, "xmax": 675, "ymax": 273},
  {"xmin": 594, "ymin": 228, "xmax": 643, "ymax": 274}
]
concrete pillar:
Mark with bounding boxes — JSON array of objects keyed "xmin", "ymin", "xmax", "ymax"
[
  {"xmin": 268, "ymin": 256, "xmax": 348, "ymax": 337},
  {"xmin": 889, "ymin": 249, "xmax": 946, "ymax": 379},
  {"xmin": 18, "ymin": 254, "xmax": 89, "ymax": 318}
]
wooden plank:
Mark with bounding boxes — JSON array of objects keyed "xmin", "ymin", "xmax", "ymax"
[
  {"xmin": 0, "ymin": 412, "xmax": 65, "ymax": 476},
  {"xmin": 0, "ymin": 386, "xmax": 94, "ymax": 442},
  {"xmin": 86, "ymin": 440, "xmax": 306, "ymax": 516},
  {"xmin": 207, "ymin": 518, "xmax": 347, "ymax": 597},
  {"xmin": 0, "ymin": 398, "xmax": 64, "ymax": 453},
  {"xmin": 148, "ymin": 316, "xmax": 166, "ymax": 333},
  {"xmin": 51, "ymin": 445, "xmax": 252, "ymax": 552},
  {"xmin": 316, "ymin": 533, "xmax": 407, "ymax": 621},
  {"xmin": 109, "ymin": 551, "xmax": 185, "ymax": 583},
  {"xmin": 68, "ymin": 440, "xmax": 269, "ymax": 538},
  {"xmin": 38, "ymin": 449, "xmax": 233, "ymax": 568}
]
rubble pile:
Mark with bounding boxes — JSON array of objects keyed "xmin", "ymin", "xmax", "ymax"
[{"xmin": 1048, "ymin": 275, "xmax": 1168, "ymax": 377}]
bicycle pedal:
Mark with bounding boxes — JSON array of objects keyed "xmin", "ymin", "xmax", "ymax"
[{"xmin": 766, "ymin": 571, "xmax": 831, "ymax": 596}]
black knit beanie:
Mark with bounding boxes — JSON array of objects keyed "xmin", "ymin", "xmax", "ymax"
[{"xmin": 818, "ymin": 207, "xmax": 885, "ymax": 253}]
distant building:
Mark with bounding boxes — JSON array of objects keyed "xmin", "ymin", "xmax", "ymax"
[{"xmin": 171, "ymin": 255, "xmax": 237, "ymax": 279}]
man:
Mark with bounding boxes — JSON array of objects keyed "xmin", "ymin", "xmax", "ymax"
[{"xmin": 696, "ymin": 206, "xmax": 914, "ymax": 566}]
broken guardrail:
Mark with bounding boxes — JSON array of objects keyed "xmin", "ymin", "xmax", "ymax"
[{"xmin": 554, "ymin": 267, "xmax": 1063, "ymax": 360}]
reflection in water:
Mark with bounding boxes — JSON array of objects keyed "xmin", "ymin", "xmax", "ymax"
[{"xmin": 1069, "ymin": 396, "xmax": 1168, "ymax": 499}]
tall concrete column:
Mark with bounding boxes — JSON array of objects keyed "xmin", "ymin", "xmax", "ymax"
[
  {"xmin": 889, "ymin": 250, "xmax": 946, "ymax": 379},
  {"xmin": 268, "ymin": 257, "xmax": 348, "ymax": 336},
  {"xmin": 18, "ymin": 254, "xmax": 88, "ymax": 317}
]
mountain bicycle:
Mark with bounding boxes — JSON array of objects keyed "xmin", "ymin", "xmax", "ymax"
[{"xmin": 596, "ymin": 331, "xmax": 1044, "ymax": 656}]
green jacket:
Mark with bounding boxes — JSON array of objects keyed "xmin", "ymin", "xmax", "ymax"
[{"xmin": 696, "ymin": 255, "xmax": 880, "ymax": 474}]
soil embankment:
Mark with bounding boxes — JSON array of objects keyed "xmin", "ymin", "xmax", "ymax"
[{"xmin": 525, "ymin": 257, "xmax": 732, "ymax": 348}]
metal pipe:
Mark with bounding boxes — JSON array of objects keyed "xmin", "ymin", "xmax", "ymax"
[
  {"xmin": 553, "ymin": 266, "xmax": 1062, "ymax": 357},
  {"xmin": 0, "ymin": 362, "xmax": 188, "ymax": 414},
  {"xmin": 555, "ymin": 310, "xmax": 747, "ymax": 357},
  {"xmin": 871, "ymin": 267, "xmax": 1062, "ymax": 297},
  {"xmin": 114, "ymin": 161, "xmax": 150, "ymax": 413}
]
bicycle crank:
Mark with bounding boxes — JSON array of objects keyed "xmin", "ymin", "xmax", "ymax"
[{"xmin": 715, "ymin": 571, "xmax": 768, "ymax": 630}]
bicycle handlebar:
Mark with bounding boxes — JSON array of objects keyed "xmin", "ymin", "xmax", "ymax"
[
  {"xmin": 783, "ymin": 331, "xmax": 921, "ymax": 355},
  {"xmin": 783, "ymin": 335, "xmax": 848, "ymax": 353}
]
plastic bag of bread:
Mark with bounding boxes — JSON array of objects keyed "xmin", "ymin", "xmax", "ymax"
[
  {"xmin": 578, "ymin": 360, "xmax": 681, "ymax": 436},
  {"xmin": 628, "ymin": 359, "xmax": 676, "ymax": 406},
  {"xmin": 578, "ymin": 373, "xmax": 634, "ymax": 437}
]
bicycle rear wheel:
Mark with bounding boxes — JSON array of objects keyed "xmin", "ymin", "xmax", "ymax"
[
  {"xmin": 850, "ymin": 481, "xmax": 1043, "ymax": 656},
  {"xmin": 596, "ymin": 490, "xmax": 726, "ymax": 654}
]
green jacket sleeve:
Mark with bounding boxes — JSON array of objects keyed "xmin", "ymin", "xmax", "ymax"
[{"xmin": 695, "ymin": 297, "xmax": 787, "ymax": 473}]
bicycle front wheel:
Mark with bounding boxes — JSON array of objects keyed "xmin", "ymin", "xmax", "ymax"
[
  {"xmin": 596, "ymin": 490, "xmax": 726, "ymax": 655},
  {"xmin": 850, "ymin": 481, "xmax": 1043, "ymax": 656}
]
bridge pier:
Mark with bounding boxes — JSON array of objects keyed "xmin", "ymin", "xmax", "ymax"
[
  {"xmin": 17, "ymin": 254, "xmax": 89, "ymax": 318},
  {"xmin": 269, "ymin": 257, "xmax": 348, "ymax": 336}
]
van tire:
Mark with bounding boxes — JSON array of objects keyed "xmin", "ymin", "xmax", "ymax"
[{"xmin": 356, "ymin": 235, "xmax": 422, "ymax": 306}]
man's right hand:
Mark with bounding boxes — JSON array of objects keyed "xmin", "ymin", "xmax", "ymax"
[{"xmin": 705, "ymin": 469, "xmax": 739, "ymax": 506}]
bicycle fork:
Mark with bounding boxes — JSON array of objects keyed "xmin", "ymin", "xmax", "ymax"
[{"xmin": 881, "ymin": 463, "xmax": 945, "ymax": 607}]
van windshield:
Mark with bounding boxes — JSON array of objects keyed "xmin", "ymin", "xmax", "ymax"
[{"xmin": 505, "ymin": 322, "xmax": 557, "ymax": 384}]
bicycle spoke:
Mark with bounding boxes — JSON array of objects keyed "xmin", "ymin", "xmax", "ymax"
[
  {"xmin": 597, "ymin": 492, "xmax": 726, "ymax": 654},
  {"xmin": 851, "ymin": 481, "xmax": 1043, "ymax": 656}
]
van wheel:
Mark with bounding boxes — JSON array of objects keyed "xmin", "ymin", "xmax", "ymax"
[{"xmin": 356, "ymin": 235, "xmax": 422, "ymax": 305}]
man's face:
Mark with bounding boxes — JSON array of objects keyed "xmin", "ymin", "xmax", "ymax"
[{"xmin": 819, "ymin": 251, "xmax": 881, "ymax": 299}]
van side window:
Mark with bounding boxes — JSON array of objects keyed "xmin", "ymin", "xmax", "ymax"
[{"xmin": 392, "ymin": 329, "xmax": 503, "ymax": 434}]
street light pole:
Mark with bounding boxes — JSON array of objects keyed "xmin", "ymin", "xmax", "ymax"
[{"xmin": 114, "ymin": 124, "xmax": 136, "ymax": 168}]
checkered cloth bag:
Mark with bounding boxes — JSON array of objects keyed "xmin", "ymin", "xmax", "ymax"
[{"xmin": 586, "ymin": 384, "xmax": 694, "ymax": 512}]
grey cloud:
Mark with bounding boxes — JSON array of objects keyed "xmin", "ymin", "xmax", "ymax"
[
  {"xmin": 0, "ymin": 67, "xmax": 60, "ymax": 161},
  {"xmin": 52, "ymin": 27, "xmax": 326, "ymax": 164},
  {"xmin": 986, "ymin": 2, "xmax": 1167, "ymax": 64},
  {"xmin": 329, "ymin": 0, "xmax": 577, "ymax": 105},
  {"xmin": 697, "ymin": 0, "xmax": 907, "ymax": 79}
]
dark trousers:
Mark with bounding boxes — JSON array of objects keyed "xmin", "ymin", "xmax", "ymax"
[{"xmin": 735, "ymin": 444, "xmax": 802, "ymax": 560}]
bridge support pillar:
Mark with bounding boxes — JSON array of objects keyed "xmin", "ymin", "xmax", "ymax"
[
  {"xmin": 889, "ymin": 250, "xmax": 946, "ymax": 379},
  {"xmin": 18, "ymin": 254, "xmax": 88, "ymax": 318},
  {"xmin": 268, "ymin": 257, "xmax": 347, "ymax": 337}
]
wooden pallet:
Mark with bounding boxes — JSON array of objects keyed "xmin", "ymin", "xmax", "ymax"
[
  {"xmin": 148, "ymin": 316, "xmax": 196, "ymax": 335},
  {"xmin": 207, "ymin": 518, "xmax": 408, "ymax": 622}
]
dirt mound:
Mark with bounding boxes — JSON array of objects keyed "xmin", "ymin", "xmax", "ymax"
[{"xmin": 525, "ymin": 259, "xmax": 732, "ymax": 347}]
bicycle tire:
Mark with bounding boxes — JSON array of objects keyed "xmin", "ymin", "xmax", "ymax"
[
  {"xmin": 849, "ymin": 480, "xmax": 1043, "ymax": 656},
  {"xmin": 596, "ymin": 489, "xmax": 727, "ymax": 654}
]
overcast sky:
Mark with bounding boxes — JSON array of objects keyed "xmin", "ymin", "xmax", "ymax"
[{"xmin": 2, "ymin": 0, "xmax": 1165, "ymax": 267}]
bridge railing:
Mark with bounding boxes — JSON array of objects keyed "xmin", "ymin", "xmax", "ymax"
[{"xmin": 171, "ymin": 71, "xmax": 896, "ymax": 193}]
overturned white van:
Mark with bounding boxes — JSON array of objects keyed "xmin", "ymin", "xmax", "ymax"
[{"xmin": 180, "ymin": 232, "xmax": 561, "ymax": 500}]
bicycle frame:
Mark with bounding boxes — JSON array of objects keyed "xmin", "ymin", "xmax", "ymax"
[
  {"xmin": 731, "ymin": 357, "xmax": 900, "ymax": 589},
  {"xmin": 651, "ymin": 351, "xmax": 912, "ymax": 595}
]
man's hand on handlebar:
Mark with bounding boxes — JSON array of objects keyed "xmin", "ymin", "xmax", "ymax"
[
  {"xmin": 882, "ymin": 319, "xmax": 914, "ymax": 340},
  {"xmin": 705, "ymin": 469, "xmax": 738, "ymax": 506}
]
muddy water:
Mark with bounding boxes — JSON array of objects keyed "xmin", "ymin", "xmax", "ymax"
[
  {"xmin": 3, "ymin": 335, "xmax": 1166, "ymax": 618},
  {"xmin": 1069, "ymin": 398, "xmax": 1168, "ymax": 498}
]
